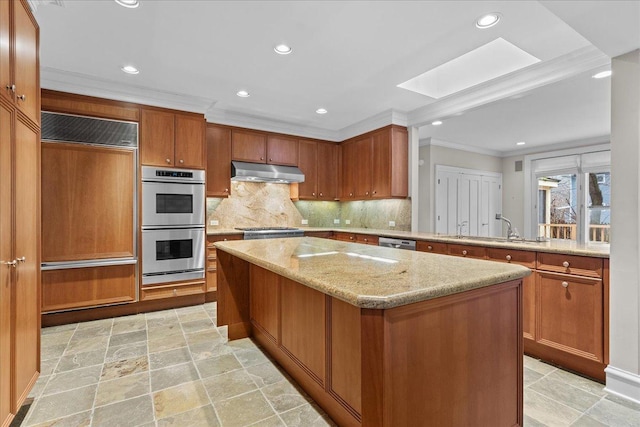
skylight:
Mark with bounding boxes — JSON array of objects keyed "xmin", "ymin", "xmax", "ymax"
[{"xmin": 397, "ymin": 38, "xmax": 540, "ymax": 99}]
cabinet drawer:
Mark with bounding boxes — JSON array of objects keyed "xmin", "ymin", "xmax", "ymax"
[
  {"xmin": 207, "ymin": 234, "xmax": 243, "ymax": 245},
  {"xmin": 416, "ymin": 241, "xmax": 448, "ymax": 254},
  {"xmin": 537, "ymin": 272, "xmax": 603, "ymax": 362},
  {"xmin": 334, "ymin": 232, "xmax": 356, "ymax": 242},
  {"xmin": 486, "ymin": 248, "xmax": 536, "ymax": 268},
  {"xmin": 304, "ymin": 231, "xmax": 334, "ymax": 239},
  {"xmin": 207, "ymin": 254, "xmax": 217, "ymax": 269},
  {"xmin": 537, "ymin": 253, "xmax": 603, "ymax": 278},
  {"xmin": 141, "ymin": 281, "xmax": 205, "ymax": 301},
  {"xmin": 447, "ymin": 244, "xmax": 486, "ymax": 259},
  {"xmin": 355, "ymin": 234, "xmax": 378, "ymax": 245}
]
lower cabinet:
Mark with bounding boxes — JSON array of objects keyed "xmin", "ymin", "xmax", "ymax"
[
  {"xmin": 206, "ymin": 234, "xmax": 243, "ymax": 293},
  {"xmin": 333, "ymin": 232, "xmax": 378, "ymax": 245},
  {"xmin": 140, "ymin": 281, "xmax": 206, "ymax": 301}
]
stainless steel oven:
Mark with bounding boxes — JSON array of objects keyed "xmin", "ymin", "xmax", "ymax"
[
  {"xmin": 142, "ymin": 227, "xmax": 205, "ymax": 285},
  {"xmin": 141, "ymin": 166, "xmax": 205, "ymax": 228}
]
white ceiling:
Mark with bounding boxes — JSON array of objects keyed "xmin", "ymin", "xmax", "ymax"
[{"xmin": 32, "ymin": 1, "xmax": 640, "ymax": 154}]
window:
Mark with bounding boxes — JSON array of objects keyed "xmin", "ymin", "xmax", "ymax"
[{"xmin": 527, "ymin": 148, "xmax": 610, "ymax": 245}]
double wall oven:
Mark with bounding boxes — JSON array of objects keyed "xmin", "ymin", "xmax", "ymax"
[{"xmin": 141, "ymin": 166, "xmax": 205, "ymax": 285}]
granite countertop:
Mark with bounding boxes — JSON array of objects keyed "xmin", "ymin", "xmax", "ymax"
[
  {"xmin": 215, "ymin": 237, "xmax": 530, "ymax": 309},
  {"xmin": 208, "ymin": 226, "xmax": 610, "ymax": 258}
]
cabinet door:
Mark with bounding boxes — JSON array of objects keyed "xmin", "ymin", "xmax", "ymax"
[
  {"xmin": 416, "ymin": 241, "xmax": 448, "ymax": 254},
  {"xmin": 447, "ymin": 243, "xmax": 486, "ymax": 259},
  {"xmin": 13, "ymin": 116, "xmax": 39, "ymax": 412},
  {"xmin": 250, "ymin": 265, "xmax": 280, "ymax": 343},
  {"xmin": 0, "ymin": 0, "xmax": 10, "ymax": 105},
  {"xmin": 371, "ymin": 130, "xmax": 390, "ymax": 198},
  {"xmin": 0, "ymin": 102, "xmax": 12, "ymax": 427},
  {"xmin": 13, "ymin": 0, "xmax": 39, "ymax": 125},
  {"xmin": 175, "ymin": 114, "xmax": 205, "ymax": 169},
  {"xmin": 317, "ymin": 142, "xmax": 338, "ymax": 200},
  {"xmin": 537, "ymin": 272, "xmax": 603, "ymax": 362},
  {"xmin": 206, "ymin": 125, "xmax": 231, "ymax": 197},
  {"xmin": 267, "ymin": 135, "xmax": 298, "ymax": 166},
  {"xmin": 341, "ymin": 141, "xmax": 357, "ymax": 199},
  {"xmin": 140, "ymin": 109, "xmax": 175, "ymax": 167},
  {"xmin": 297, "ymin": 140, "xmax": 317, "ymax": 199},
  {"xmin": 354, "ymin": 137, "xmax": 372, "ymax": 198},
  {"xmin": 232, "ymin": 130, "xmax": 266, "ymax": 163}
]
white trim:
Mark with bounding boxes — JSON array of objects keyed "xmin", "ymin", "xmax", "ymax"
[
  {"xmin": 435, "ymin": 164, "xmax": 502, "ymax": 179},
  {"xmin": 338, "ymin": 109, "xmax": 408, "ymax": 141},
  {"xmin": 421, "ymin": 137, "xmax": 503, "ymax": 157},
  {"xmin": 523, "ymin": 143, "xmax": 611, "ymax": 239},
  {"xmin": 407, "ymin": 46, "xmax": 610, "ymax": 128},
  {"xmin": 501, "ymin": 135, "xmax": 610, "ymax": 157},
  {"xmin": 604, "ymin": 365, "xmax": 640, "ymax": 405},
  {"xmin": 409, "ymin": 127, "xmax": 420, "ymax": 232}
]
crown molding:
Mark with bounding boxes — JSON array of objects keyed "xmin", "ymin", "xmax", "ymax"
[
  {"xmin": 501, "ymin": 135, "xmax": 610, "ymax": 158},
  {"xmin": 339, "ymin": 109, "xmax": 408, "ymax": 141},
  {"xmin": 28, "ymin": 0, "xmax": 64, "ymax": 12},
  {"xmin": 407, "ymin": 45, "xmax": 611, "ymax": 128},
  {"xmin": 420, "ymin": 137, "xmax": 503, "ymax": 157},
  {"xmin": 41, "ymin": 67, "xmax": 214, "ymax": 114}
]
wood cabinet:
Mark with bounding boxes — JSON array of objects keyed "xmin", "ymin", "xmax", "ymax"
[
  {"xmin": 298, "ymin": 140, "xmax": 339, "ymax": 200},
  {"xmin": 0, "ymin": 3, "xmax": 40, "ymax": 424},
  {"xmin": 334, "ymin": 232, "xmax": 378, "ymax": 245},
  {"xmin": 1, "ymin": 0, "xmax": 39, "ymax": 125},
  {"xmin": 267, "ymin": 135, "xmax": 298, "ymax": 166},
  {"xmin": 206, "ymin": 234, "xmax": 243, "ymax": 293},
  {"xmin": 231, "ymin": 129, "xmax": 299, "ymax": 166},
  {"xmin": 304, "ymin": 231, "xmax": 334, "ymax": 239},
  {"xmin": 447, "ymin": 243, "xmax": 486, "ymax": 259},
  {"xmin": 140, "ymin": 108, "xmax": 205, "ymax": 169},
  {"xmin": 416, "ymin": 240, "xmax": 448, "ymax": 254},
  {"xmin": 341, "ymin": 125, "xmax": 408, "ymax": 200},
  {"xmin": 206, "ymin": 124, "xmax": 231, "ymax": 197},
  {"xmin": 140, "ymin": 281, "xmax": 206, "ymax": 301}
]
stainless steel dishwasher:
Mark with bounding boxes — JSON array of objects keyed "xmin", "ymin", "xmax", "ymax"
[{"xmin": 378, "ymin": 237, "xmax": 417, "ymax": 250}]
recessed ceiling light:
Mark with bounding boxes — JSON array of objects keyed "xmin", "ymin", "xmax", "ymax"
[
  {"xmin": 316, "ymin": 108, "xmax": 327, "ymax": 114},
  {"xmin": 115, "ymin": 0, "xmax": 139, "ymax": 8},
  {"xmin": 121, "ymin": 65, "xmax": 139, "ymax": 74},
  {"xmin": 476, "ymin": 13, "xmax": 501, "ymax": 29},
  {"xmin": 274, "ymin": 44, "xmax": 292, "ymax": 55},
  {"xmin": 592, "ymin": 70, "xmax": 612, "ymax": 79},
  {"xmin": 236, "ymin": 90, "xmax": 250, "ymax": 98},
  {"xmin": 516, "ymin": 141, "xmax": 526, "ymax": 146},
  {"xmin": 431, "ymin": 120, "xmax": 443, "ymax": 126}
]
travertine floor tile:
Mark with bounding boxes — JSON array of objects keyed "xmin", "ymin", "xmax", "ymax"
[
  {"xmin": 214, "ymin": 390, "xmax": 276, "ymax": 426},
  {"xmin": 181, "ymin": 318, "xmax": 215, "ymax": 334},
  {"xmin": 27, "ymin": 410, "xmax": 91, "ymax": 427},
  {"xmin": 177, "ymin": 310, "xmax": 211, "ymax": 323},
  {"xmin": 196, "ymin": 353, "xmax": 242, "ymax": 379},
  {"xmin": 261, "ymin": 380, "xmax": 311, "ymax": 413},
  {"xmin": 150, "ymin": 362, "xmax": 200, "ymax": 392},
  {"xmin": 24, "ymin": 384, "xmax": 97, "ymax": 426},
  {"xmin": 55, "ymin": 349, "xmax": 105, "ymax": 373},
  {"xmin": 101, "ymin": 355, "xmax": 148, "ymax": 381},
  {"xmin": 524, "ymin": 388, "xmax": 583, "ymax": 426},
  {"xmin": 92, "ymin": 395, "xmax": 155, "ymax": 427},
  {"xmin": 234, "ymin": 348, "xmax": 271, "ymax": 368},
  {"xmin": 149, "ymin": 346, "xmax": 192, "ymax": 370},
  {"xmin": 156, "ymin": 404, "xmax": 220, "ymax": 427},
  {"xmin": 153, "ymin": 380, "xmax": 211, "ymax": 420},
  {"xmin": 94, "ymin": 371, "xmax": 150, "ymax": 407},
  {"xmin": 586, "ymin": 398, "xmax": 640, "ymax": 427},
  {"xmin": 63, "ymin": 335, "xmax": 109, "ymax": 356},
  {"xmin": 571, "ymin": 414, "xmax": 609, "ymax": 426},
  {"xmin": 529, "ymin": 376, "xmax": 602, "ymax": 412},
  {"xmin": 108, "ymin": 329, "xmax": 147, "ymax": 347},
  {"xmin": 202, "ymin": 369, "xmax": 258, "ymax": 402},
  {"xmin": 105, "ymin": 341, "xmax": 147, "ymax": 363},
  {"xmin": 247, "ymin": 362, "xmax": 286, "ymax": 388},
  {"xmin": 248, "ymin": 415, "xmax": 286, "ymax": 427},
  {"xmin": 148, "ymin": 334, "xmax": 187, "ymax": 353},
  {"xmin": 279, "ymin": 403, "xmax": 337, "ymax": 427},
  {"xmin": 41, "ymin": 365, "xmax": 102, "ymax": 396}
]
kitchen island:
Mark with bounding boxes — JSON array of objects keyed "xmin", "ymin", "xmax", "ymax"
[{"xmin": 215, "ymin": 237, "xmax": 531, "ymax": 427}]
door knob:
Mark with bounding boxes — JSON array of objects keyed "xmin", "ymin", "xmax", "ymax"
[
  {"xmin": 3, "ymin": 260, "xmax": 17, "ymax": 268},
  {"xmin": 17, "ymin": 256, "xmax": 26, "ymax": 263},
  {"xmin": 17, "ymin": 94, "xmax": 26, "ymax": 101},
  {"xmin": 5, "ymin": 84, "xmax": 15, "ymax": 92}
]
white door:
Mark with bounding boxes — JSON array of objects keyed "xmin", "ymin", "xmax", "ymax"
[
  {"xmin": 458, "ymin": 174, "xmax": 481, "ymax": 236},
  {"xmin": 481, "ymin": 176, "xmax": 502, "ymax": 237},
  {"xmin": 435, "ymin": 171, "xmax": 459, "ymax": 234}
]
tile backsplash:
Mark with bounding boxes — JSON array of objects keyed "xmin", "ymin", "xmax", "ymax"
[{"xmin": 207, "ymin": 182, "xmax": 411, "ymax": 231}]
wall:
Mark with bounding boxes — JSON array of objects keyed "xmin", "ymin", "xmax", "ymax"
[
  {"xmin": 607, "ymin": 49, "xmax": 640, "ymax": 403},
  {"xmin": 207, "ymin": 182, "xmax": 411, "ymax": 231},
  {"xmin": 501, "ymin": 155, "xmax": 526, "ymax": 234},
  {"xmin": 417, "ymin": 140, "xmax": 504, "ymax": 232}
]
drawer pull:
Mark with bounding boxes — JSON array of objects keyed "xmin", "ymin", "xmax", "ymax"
[
  {"xmin": 349, "ymin": 236, "xmax": 354, "ymax": 240},
  {"xmin": 173, "ymin": 289, "xmax": 178, "ymax": 295},
  {"xmin": 427, "ymin": 245, "xmax": 433, "ymax": 251},
  {"xmin": 462, "ymin": 250, "xmax": 468, "ymax": 256},
  {"xmin": 561, "ymin": 281, "xmax": 569, "ymax": 288},
  {"xmin": 506, "ymin": 255, "xmax": 512, "ymax": 261},
  {"xmin": 562, "ymin": 261, "xmax": 570, "ymax": 268}
]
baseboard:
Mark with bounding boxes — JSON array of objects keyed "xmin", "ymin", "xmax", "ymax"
[{"xmin": 604, "ymin": 365, "xmax": 640, "ymax": 404}]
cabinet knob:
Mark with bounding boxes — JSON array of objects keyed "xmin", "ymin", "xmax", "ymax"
[
  {"xmin": 6, "ymin": 84, "xmax": 15, "ymax": 93},
  {"xmin": 312, "ymin": 192, "xmax": 315, "ymax": 196},
  {"xmin": 562, "ymin": 261, "xmax": 570, "ymax": 268},
  {"xmin": 462, "ymin": 250, "xmax": 468, "ymax": 256},
  {"xmin": 17, "ymin": 256, "xmax": 26, "ymax": 263},
  {"xmin": 506, "ymin": 255, "xmax": 512, "ymax": 261},
  {"xmin": 166, "ymin": 158, "xmax": 171, "ymax": 164},
  {"xmin": 260, "ymin": 157, "xmax": 264, "ymax": 160},
  {"xmin": 179, "ymin": 159, "xmax": 184, "ymax": 164},
  {"xmin": 224, "ymin": 188, "xmax": 229, "ymax": 193},
  {"xmin": 223, "ymin": 238, "xmax": 228, "ymax": 241},
  {"xmin": 269, "ymin": 158, "xmax": 272, "ymax": 161},
  {"xmin": 173, "ymin": 289, "xmax": 178, "ymax": 295},
  {"xmin": 364, "ymin": 238, "xmax": 368, "ymax": 242},
  {"xmin": 17, "ymin": 94, "xmax": 26, "ymax": 101},
  {"xmin": 319, "ymin": 192, "xmax": 323, "ymax": 197},
  {"xmin": 373, "ymin": 190, "xmax": 377, "ymax": 195},
  {"xmin": 349, "ymin": 236, "xmax": 354, "ymax": 240},
  {"xmin": 3, "ymin": 260, "xmax": 17, "ymax": 268},
  {"xmin": 561, "ymin": 281, "xmax": 569, "ymax": 288},
  {"xmin": 349, "ymin": 192, "xmax": 353, "ymax": 196},
  {"xmin": 427, "ymin": 245, "xmax": 433, "ymax": 251},
  {"xmin": 365, "ymin": 191, "xmax": 369, "ymax": 196}
]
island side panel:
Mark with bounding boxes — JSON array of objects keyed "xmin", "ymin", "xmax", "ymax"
[
  {"xmin": 360, "ymin": 279, "xmax": 523, "ymax": 427},
  {"xmin": 216, "ymin": 250, "xmax": 251, "ymax": 339}
]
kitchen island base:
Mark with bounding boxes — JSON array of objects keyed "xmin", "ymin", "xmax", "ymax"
[{"xmin": 217, "ymin": 250, "xmax": 523, "ymax": 427}]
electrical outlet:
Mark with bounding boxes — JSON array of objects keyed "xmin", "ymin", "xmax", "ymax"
[
  {"xmin": 301, "ymin": 219, "xmax": 309, "ymax": 225},
  {"xmin": 389, "ymin": 221, "xmax": 396, "ymax": 227},
  {"xmin": 345, "ymin": 219, "xmax": 351, "ymax": 225},
  {"xmin": 210, "ymin": 220, "xmax": 219, "ymax": 226},
  {"xmin": 333, "ymin": 219, "xmax": 340, "ymax": 224}
]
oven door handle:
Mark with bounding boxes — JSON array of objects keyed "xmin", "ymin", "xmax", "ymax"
[{"xmin": 41, "ymin": 258, "xmax": 138, "ymax": 271}]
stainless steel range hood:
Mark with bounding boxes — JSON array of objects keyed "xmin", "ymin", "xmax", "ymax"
[{"xmin": 231, "ymin": 161, "xmax": 305, "ymax": 183}]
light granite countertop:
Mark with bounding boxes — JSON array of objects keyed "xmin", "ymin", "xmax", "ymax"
[
  {"xmin": 208, "ymin": 227, "xmax": 609, "ymax": 258},
  {"xmin": 215, "ymin": 237, "xmax": 530, "ymax": 309}
]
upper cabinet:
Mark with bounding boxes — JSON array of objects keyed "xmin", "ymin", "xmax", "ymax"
[
  {"xmin": 206, "ymin": 124, "xmax": 232, "ymax": 197},
  {"xmin": 341, "ymin": 125, "xmax": 408, "ymax": 200},
  {"xmin": 1, "ymin": 0, "xmax": 39, "ymax": 125},
  {"xmin": 297, "ymin": 140, "xmax": 339, "ymax": 200},
  {"xmin": 231, "ymin": 129, "xmax": 299, "ymax": 166},
  {"xmin": 140, "ymin": 108, "xmax": 205, "ymax": 169}
]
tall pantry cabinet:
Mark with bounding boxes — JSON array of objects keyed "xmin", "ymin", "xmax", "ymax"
[{"xmin": 0, "ymin": 1, "xmax": 41, "ymax": 426}]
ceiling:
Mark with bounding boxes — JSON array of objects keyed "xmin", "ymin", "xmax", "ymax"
[{"xmin": 32, "ymin": 1, "xmax": 640, "ymax": 154}]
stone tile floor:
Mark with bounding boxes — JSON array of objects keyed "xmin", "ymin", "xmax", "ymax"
[{"xmin": 18, "ymin": 302, "xmax": 640, "ymax": 427}]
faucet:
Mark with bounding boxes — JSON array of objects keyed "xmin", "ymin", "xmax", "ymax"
[
  {"xmin": 495, "ymin": 214, "xmax": 520, "ymax": 240},
  {"xmin": 456, "ymin": 221, "xmax": 468, "ymax": 238}
]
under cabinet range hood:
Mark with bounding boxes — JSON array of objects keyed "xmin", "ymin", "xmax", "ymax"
[{"xmin": 231, "ymin": 161, "xmax": 305, "ymax": 183}]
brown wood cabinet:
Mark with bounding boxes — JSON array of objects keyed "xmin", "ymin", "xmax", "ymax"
[
  {"xmin": 231, "ymin": 129, "xmax": 299, "ymax": 166},
  {"xmin": 297, "ymin": 140, "xmax": 317, "ymax": 199},
  {"xmin": 140, "ymin": 281, "xmax": 206, "ymax": 301},
  {"xmin": 1, "ymin": 0, "xmax": 39, "ymax": 126},
  {"xmin": 447, "ymin": 243, "xmax": 486, "ymax": 259},
  {"xmin": 0, "ymin": 3, "xmax": 40, "ymax": 423},
  {"xmin": 206, "ymin": 124, "xmax": 231, "ymax": 197},
  {"xmin": 267, "ymin": 135, "xmax": 298, "ymax": 166},
  {"xmin": 297, "ymin": 140, "xmax": 339, "ymax": 200},
  {"xmin": 416, "ymin": 240, "xmax": 448, "ymax": 254},
  {"xmin": 334, "ymin": 232, "xmax": 378, "ymax": 245},
  {"xmin": 140, "ymin": 108, "xmax": 205, "ymax": 169},
  {"xmin": 341, "ymin": 125, "xmax": 408, "ymax": 200},
  {"xmin": 206, "ymin": 234, "xmax": 243, "ymax": 293}
]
